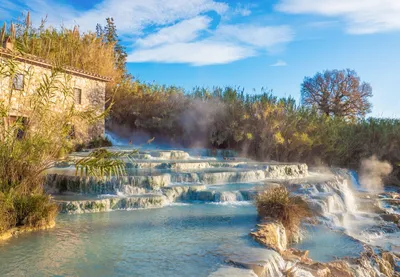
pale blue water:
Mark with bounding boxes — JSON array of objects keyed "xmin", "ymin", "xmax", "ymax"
[
  {"xmin": 0, "ymin": 204, "xmax": 364, "ymax": 277},
  {"xmin": 295, "ymin": 225, "xmax": 364, "ymax": 262},
  {"xmin": 0, "ymin": 204, "xmax": 260, "ymax": 277}
]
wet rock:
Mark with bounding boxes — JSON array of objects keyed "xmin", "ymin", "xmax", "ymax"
[
  {"xmin": 266, "ymin": 164, "xmax": 308, "ymax": 179},
  {"xmin": 0, "ymin": 220, "xmax": 56, "ymax": 241},
  {"xmin": 227, "ymin": 247, "xmax": 285, "ymax": 277},
  {"xmin": 151, "ymin": 150, "xmax": 190, "ymax": 160},
  {"xmin": 57, "ymin": 195, "xmax": 168, "ymax": 214},
  {"xmin": 208, "ymin": 266, "xmax": 257, "ymax": 277},
  {"xmin": 250, "ymin": 221, "xmax": 288, "ymax": 253},
  {"xmin": 380, "ymin": 213, "xmax": 400, "ymax": 224},
  {"xmin": 282, "ymin": 248, "xmax": 312, "ymax": 264},
  {"xmin": 380, "ymin": 192, "xmax": 400, "ymax": 200},
  {"xmin": 375, "ymin": 256, "xmax": 394, "ymax": 277},
  {"xmin": 290, "ymin": 262, "xmax": 331, "ymax": 277},
  {"xmin": 214, "ymin": 191, "xmax": 244, "ymax": 202}
]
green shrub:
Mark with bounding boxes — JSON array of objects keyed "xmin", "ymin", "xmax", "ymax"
[
  {"xmin": 256, "ymin": 186, "xmax": 311, "ymax": 239},
  {"xmin": 87, "ymin": 136, "xmax": 112, "ymax": 149},
  {"xmin": 13, "ymin": 194, "xmax": 58, "ymax": 228},
  {"xmin": 0, "ymin": 192, "xmax": 17, "ymax": 233}
]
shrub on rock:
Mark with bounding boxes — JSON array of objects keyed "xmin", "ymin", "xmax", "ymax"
[{"xmin": 255, "ymin": 186, "xmax": 311, "ymax": 240}]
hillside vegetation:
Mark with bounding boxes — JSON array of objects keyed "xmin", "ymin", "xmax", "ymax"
[{"xmin": 1, "ymin": 14, "xmax": 399, "ymax": 187}]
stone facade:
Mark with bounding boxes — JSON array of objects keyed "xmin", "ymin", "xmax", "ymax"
[{"xmin": 0, "ymin": 47, "xmax": 109, "ymax": 141}]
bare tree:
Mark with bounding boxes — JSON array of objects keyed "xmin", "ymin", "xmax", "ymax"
[{"xmin": 301, "ymin": 69, "xmax": 373, "ymax": 118}]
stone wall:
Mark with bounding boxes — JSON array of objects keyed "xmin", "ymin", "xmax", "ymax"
[{"xmin": 0, "ymin": 56, "xmax": 107, "ymax": 141}]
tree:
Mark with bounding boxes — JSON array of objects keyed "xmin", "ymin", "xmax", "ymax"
[
  {"xmin": 301, "ymin": 69, "xmax": 372, "ymax": 118},
  {"xmin": 103, "ymin": 18, "xmax": 128, "ymax": 75}
]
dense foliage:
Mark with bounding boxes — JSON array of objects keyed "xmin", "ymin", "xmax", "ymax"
[
  {"xmin": 1, "ymin": 13, "xmax": 125, "ymax": 86},
  {"xmin": 108, "ymin": 83, "xmax": 400, "ymax": 184},
  {"xmin": 0, "ymin": 57, "xmax": 105, "ymax": 233},
  {"xmin": 301, "ymin": 69, "xmax": 373, "ymax": 118}
]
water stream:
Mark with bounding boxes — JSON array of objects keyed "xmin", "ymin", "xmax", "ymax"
[{"xmin": 1, "ymin": 143, "xmax": 399, "ymax": 276}]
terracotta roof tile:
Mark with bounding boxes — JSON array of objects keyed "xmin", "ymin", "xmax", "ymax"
[{"xmin": 0, "ymin": 48, "xmax": 112, "ymax": 82}]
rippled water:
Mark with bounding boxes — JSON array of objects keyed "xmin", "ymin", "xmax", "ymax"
[
  {"xmin": 0, "ymin": 203, "xmax": 367, "ymax": 277},
  {"xmin": 0, "ymin": 204, "xmax": 262, "ymax": 277}
]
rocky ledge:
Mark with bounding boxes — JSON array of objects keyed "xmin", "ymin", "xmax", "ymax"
[
  {"xmin": 0, "ymin": 220, "xmax": 56, "ymax": 241},
  {"xmin": 56, "ymin": 195, "xmax": 168, "ymax": 214},
  {"xmin": 249, "ymin": 222, "xmax": 400, "ymax": 277}
]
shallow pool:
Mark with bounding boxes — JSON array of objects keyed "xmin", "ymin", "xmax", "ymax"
[
  {"xmin": 0, "ymin": 203, "xmax": 366, "ymax": 276},
  {"xmin": 0, "ymin": 204, "xmax": 262, "ymax": 277},
  {"xmin": 295, "ymin": 225, "xmax": 364, "ymax": 262}
]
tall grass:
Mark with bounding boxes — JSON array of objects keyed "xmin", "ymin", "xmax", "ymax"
[
  {"xmin": 0, "ymin": 57, "xmax": 106, "ymax": 234},
  {"xmin": 256, "ymin": 187, "xmax": 311, "ymax": 240},
  {"xmin": 2, "ymin": 13, "xmax": 122, "ymax": 86}
]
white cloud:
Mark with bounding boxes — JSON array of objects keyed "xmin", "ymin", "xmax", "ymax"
[
  {"xmin": 128, "ymin": 41, "xmax": 255, "ymax": 66},
  {"xmin": 136, "ymin": 16, "xmax": 211, "ymax": 48},
  {"xmin": 129, "ymin": 23, "xmax": 293, "ymax": 65},
  {"xmin": 232, "ymin": 4, "xmax": 252, "ymax": 17},
  {"xmin": 215, "ymin": 24, "xmax": 294, "ymax": 48},
  {"xmin": 276, "ymin": 0, "xmax": 400, "ymax": 34},
  {"xmin": 68, "ymin": 0, "xmax": 228, "ymax": 34},
  {"xmin": 270, "ymin": 60, "xmax": 287, "ymax": 67},
  {"xmin": 0, "ymin": 0, "xmax": 227, "ymax": 34},
  {"xmin": 1, "ymin": 0, "xmax": 295, "ymax": 66}
]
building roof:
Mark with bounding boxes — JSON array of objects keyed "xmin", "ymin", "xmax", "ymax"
[{"xmin": 0, "ymin": 47, "xmax": 112, "ymax": 82}]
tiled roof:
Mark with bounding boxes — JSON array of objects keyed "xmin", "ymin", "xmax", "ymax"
[{"xmin": 0, "ymin": 47, "xmax": 112, "ymax": 82}]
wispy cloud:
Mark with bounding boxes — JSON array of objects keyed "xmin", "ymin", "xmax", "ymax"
[
  {"xmin": 276, "ymin": 0, "xmax": 400, "ymax": 34},
  {"xmin": 0, "ymin": 0, "xmax": 295, "ymax": 66},
  {"xmin": 129, "ymin": 41, "xmax": 254, "ymax": 66},
  {"xmin": 270, "ymin": 60, "xmax": 287, "ymax": 67},
  {"xmin": 232, "ymin": 3, "xmax": 253, "ymax": 17},
  {"xmin": 129, "ymin": 23, "xmax": 294, "ymax": 65},
  {"xmin": 135, "ymin": 16, "xmax": 212, "ymax": 48},
  {"xmin": 215, "ymin": 24, "xmax": 294, "ymax": 48}
]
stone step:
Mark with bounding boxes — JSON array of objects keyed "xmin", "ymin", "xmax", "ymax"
[
  {"xmin": 55, "ymin": 194, "xmax": 168, "ymax": 214},
  {"xmin": 45, "ymin": 164, "xmax": 308, "ymax": 194}
]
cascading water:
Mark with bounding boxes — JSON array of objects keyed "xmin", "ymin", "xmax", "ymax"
[
  {"xmin": 5, "ymin": 143, "xmax": 397, "ymax": 276},
  {"xmin": 214, "ymin": 191, "xmax": 245, "ymax": 202},
  {"xmin": 295, "ymin": 170, "xmax": 400, "ymax": 252}
]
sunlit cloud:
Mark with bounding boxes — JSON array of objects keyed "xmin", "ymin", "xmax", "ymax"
[{"xmin": 276, "ymin": 0, "xmax": 400, "ymax": 34}]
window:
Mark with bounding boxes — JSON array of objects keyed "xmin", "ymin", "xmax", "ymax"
[
  {"xmin": 74, "ymin": 88, "xmax": 82, "ymax": 104},
  {"xmin": 68, "ymin": 125, "xmax": 76, "ymax": 140},
  {"xmin": 13, "ymin": 74, "xmax": 24, "ymax": 90},
  {"xmin": 9, "ymin": 116, "xmax": 28, "ymax": 139}
]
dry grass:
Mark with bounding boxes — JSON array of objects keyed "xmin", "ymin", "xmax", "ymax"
[{"xmin": 256, "ymin": 186, "xmax": 311, "ymax": 239}]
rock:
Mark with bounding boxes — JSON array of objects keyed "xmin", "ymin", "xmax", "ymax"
[
  {"xmin": 0, "ymin": 220, "xmax": 56, "ymax": 241},
  {"xmin": 282, "ymin": 248, "xmax": 312, "ymax": 264},
  {"xmin": 375, "ymin": 256, "xmax": 394, "ymax": 277},
  {"xmin": 380, "ymin": 213, "xmax": 400, "ymax": 224},
  {"xmin": 294, "ymin": 263, "xmax": 331, "ymax": 277},
  {"xmin": 250, "ymin": 221, "xmax": 288, "ymax": 253},
  {"xmin": 227, "ymin": 248, "xmax": 285, "ymax": 277},
  {"xmin": 208, "ymin": 266, "xmax": 257, "ymax": 277},
  {"xmin": 325, "ymin": 261, "xmax": 353, "ymax": 277},
  {"xmin": 57, "ymin": 195, "xmax": 168, "ymax": 214}
]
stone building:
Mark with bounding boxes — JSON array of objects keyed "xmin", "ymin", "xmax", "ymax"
[{"xmin": 0, "ymin": 40, "xmax": 110, "ymax": 141}]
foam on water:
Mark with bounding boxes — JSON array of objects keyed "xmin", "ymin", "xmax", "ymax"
[{"xmin": 297, "ymin": 170, "xmax": 400, "ymax": 251}]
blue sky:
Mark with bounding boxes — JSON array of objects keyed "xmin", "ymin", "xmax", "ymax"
[{"xmin": 1, "ymin": 0, "xmax": 400, "ymax": 117}]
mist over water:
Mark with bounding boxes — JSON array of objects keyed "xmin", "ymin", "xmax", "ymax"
[
  {"xmin": 179, "ymin": 98, "xmax": 226, "ymax": 148},
  {"xmin": 359, "ymin": 155, "xmax": 393, "ymax": 192}
]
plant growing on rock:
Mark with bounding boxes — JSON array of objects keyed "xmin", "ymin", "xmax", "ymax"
[{"xmin": 255, "ymin": 186, "xmax": 311, "ymax": 240}]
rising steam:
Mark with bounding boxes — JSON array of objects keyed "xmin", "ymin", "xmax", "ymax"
[
  {"xmin": 359, "ymin": 155, "xmax": 392, "ymax": 192},
  {"xmin": 179, "ymin": 98, "xmax": 226, "ymax": 148}
]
